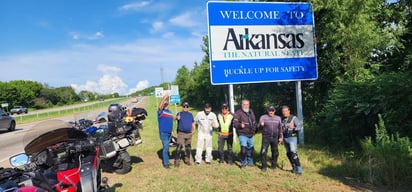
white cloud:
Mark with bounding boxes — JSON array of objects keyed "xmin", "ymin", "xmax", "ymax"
[
  {"xmin": 71, "ymin": 81, "xmax": 98, "ymax": 93},
  {"xmin": 70, "ymin": 32, "xmax": 80, "ymax": 40},
  {"xmin": 99, "ymin": 74, "xmax": 128, "ymax": 94},
  {"xmin": 97, "ymin": 64, "xmax": 121, "ymax": 74},
  {"xmin": 91, "ymin": 31, "xmax": 104, "ymax": 39},
  {"xmin": 169, "ymin": 12, "xmax": 200, "ymax": 28},
  {"xmin": 71, "ymin": 65, "xmax": 127, "ymax": 94},
  {"xmin": 128, "ymin": 80, "xmax": 149, "ymax": 94},
  {"xmin": 69, "ymin": 31, "xmax": 104, "ymax": 40},
  {"xmin": 119, "ymin": 1, "xmax": 151, "ymax": 11},
  {"xmin": 150, "ymin": 21, "xmax": 164, "ymax": 33}
]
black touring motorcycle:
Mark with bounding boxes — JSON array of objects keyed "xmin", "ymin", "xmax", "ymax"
[
  {"xmin": 0, "ymin": 120, "xmax": 109, "ymax": 192},
  {"xmin": 78, "ymin": 106, "xmax": 147, "ymax": 174}
]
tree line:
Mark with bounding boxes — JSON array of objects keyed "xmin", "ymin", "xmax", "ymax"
[{"xmin": 0, "ymin": 80, "xmax": 118, "ymax": 110}]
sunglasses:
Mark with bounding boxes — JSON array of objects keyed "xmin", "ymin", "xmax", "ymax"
[
  {"xmin": 183, "ymin": 106, "xmax": 189, "ymax": 108},
  {"xmin": 269, "ymin": 110, "xmax": 275, "ymax": 112}
]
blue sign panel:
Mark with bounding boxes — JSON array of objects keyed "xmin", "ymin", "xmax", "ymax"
[
  {"xmin": 207, "ymin": 1, "xmax": 317, "ymax": 85},
  {"xmin": 170, "ymin": 95, "xmax": 180, "ymax": 105}
]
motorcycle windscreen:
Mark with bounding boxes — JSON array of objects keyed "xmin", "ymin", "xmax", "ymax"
[{"xmin": 24, "ymin": 122, "xmax": 88, "ymax": 155}]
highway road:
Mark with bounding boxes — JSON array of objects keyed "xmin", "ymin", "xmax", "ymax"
[{"xmin": 0, "ymin": 97, "xmax": 147, "ymax": 168}]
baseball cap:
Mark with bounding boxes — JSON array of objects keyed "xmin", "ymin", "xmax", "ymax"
[
  {"xmin": 221, "ymin": 103, "xmax": 228, "ymax": 109},
  {"xmin": 204, "ymin": 103, "xmax": 212, "ymax": 108},
  {"xmin": 268, "ymin": 106, "xmax": 275, "ymax": 111},
  {"xmin": 182, "ymin": 102, "xmax": 189, "ymax": 107}
]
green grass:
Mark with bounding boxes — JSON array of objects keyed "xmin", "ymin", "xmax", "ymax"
[{"xmin": 102, "ymin": 96, "xmax": 387, "ymax": 192}]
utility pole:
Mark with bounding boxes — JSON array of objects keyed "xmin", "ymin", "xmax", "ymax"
[{"xmin": 160, "ymin": 65, "xmax": 164, "ymax": 84}]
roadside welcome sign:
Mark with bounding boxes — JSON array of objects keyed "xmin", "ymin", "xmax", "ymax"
[
  {"xmin": 207, "ymin": 1, "xmax": 317, "ymax": 85},
  {"xmin": 155, "ymin": 87, "xmax": 164, "ymax": 98}
]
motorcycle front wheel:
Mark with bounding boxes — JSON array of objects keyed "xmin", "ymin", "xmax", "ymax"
[{"xmin": 114, "ymin": 151, "xmax": 131, "ymax": 174}]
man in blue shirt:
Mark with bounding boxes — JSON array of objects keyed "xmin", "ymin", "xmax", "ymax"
[
  {"xmin": 158, "ymin": 93, "xmax": 174, "ymax": 169},
  {"xmin": 174, "ymin": 101, "xmax": 195, "ymax": 167}
]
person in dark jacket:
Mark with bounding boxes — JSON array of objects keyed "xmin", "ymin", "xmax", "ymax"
[
  {"xmin": 233, "ymin": 99, "xmax": 257, "ymax": 168},
  {"xmin": 258, "ymin": 106, "xmax": 283, "ymax": 172}
]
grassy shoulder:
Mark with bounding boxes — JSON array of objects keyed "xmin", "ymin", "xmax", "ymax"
[{"xmin": 102, "ymin": 96, "xmax": 380, "ymax": 192}]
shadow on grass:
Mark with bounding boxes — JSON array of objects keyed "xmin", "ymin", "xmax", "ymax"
[
  {"xmin": 109, "ymin": 182, "xmax": 123, "ymax": 192},
  {"xmin": 131, "ymin": 156, "xmax": 144, "ymax": 164},
  {"xmin": 305, "ymin": 145, "xmax": 410, "ymax": 192}
]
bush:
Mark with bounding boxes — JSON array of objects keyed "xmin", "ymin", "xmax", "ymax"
[
  {"xmin": 360, "ymin": 115, "xmax": 412, "ymax": 186},
  {"xmin": 310, "ymin": 71, "xmax": 412, "ymax": 149}
]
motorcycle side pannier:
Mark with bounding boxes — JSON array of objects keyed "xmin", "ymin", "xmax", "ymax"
[{"xmin": 100, "ymin": 140, "xmax": 118, "ymax": 159}]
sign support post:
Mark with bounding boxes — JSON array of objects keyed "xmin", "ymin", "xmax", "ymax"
[{"xmin": 296, "ymin": 81, "xmax": 304, "ymax": 145}]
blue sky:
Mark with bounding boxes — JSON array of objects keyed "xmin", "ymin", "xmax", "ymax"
[{"xmin": 0, "ymin": 0, "xmax": 213, "ymax": 95}]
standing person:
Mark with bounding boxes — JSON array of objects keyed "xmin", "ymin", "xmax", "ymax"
[
  {"xmin": 217, "ymin": 103, "xmax": 234, "ymax": 164},
  {"xmin": 194, "ymin": 103, "xmax": 219, "ymax": 165},
  {"xmin": 157, "ymin": 93, "xmax": 174, "ymax": 169},
  {"xmin": 233, "ymin": 99, "xmax": 257, "ymax": 168},
  {"xmin": 281, "ymin": 105, "xmax": 303, "ymax": 174},
  {"xmin": 259, "ymin": 106, "xmax": 283, "ymax": 172},
  {"xmin": 174, "ymin": 102, "xmax": 195, "ymax": 167}
]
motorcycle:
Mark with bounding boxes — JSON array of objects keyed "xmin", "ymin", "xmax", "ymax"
[
  {"xmin": 1, "ymin": 120, "xmax": 109, "ymax": 192},
  {"xmin": 0, "ymin": 166, "xmax": 31, "ymax": 192},
  {"xmin": 83, "ymin": 107, "xmax": 147, "ymax": 174}
]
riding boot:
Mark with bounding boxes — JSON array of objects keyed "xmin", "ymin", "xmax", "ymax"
[
  {"xmin": 240, "ymin": 146, "xmax": 247, "ymax": 167},
  {"xmin": 184, "ymin": 144, "xmax": 192, "ymax": 165},
  {"xmin": 218, "ymin": 150, "xmax": 224, "ymax": 163},
  {"xmin": 247, "ymin": 147, "xmax": 255, "ymax": 166},
  {"xmin": 260, "ymin": 146, "xmax": 268, "ymax": 170},
  {"xmin": 291, "ymin": 152, "xmax": 302, "ymax": 174},
  {"xmin": 174, "ymin": 144, "xmax": 182, "ymax": 167},
  {"xmin": 227, "ymin": 141, "xmax": 233, "ymax": 164},
  {"xmin": 271, "ymin": 148, "xmax": 279, "ymax": 169},
  {"xmin": 287, "ymin": 152, "xmax": 295, "ymax": 171},
  {"xmin": 227, "ymin": 150, "xmax": 233, "ymax": 164}
]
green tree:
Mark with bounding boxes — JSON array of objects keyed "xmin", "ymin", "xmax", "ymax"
[
  {"xmin": 174, "ymin": 65, "xmax": 194, "ymax": 104},
  {"xmin": 382, "ymin": 0, "xmax": 412, "ymax": 72},
  {"xmin": 0, "ymin": 80, "xmax": 43, "ymax": 108}
]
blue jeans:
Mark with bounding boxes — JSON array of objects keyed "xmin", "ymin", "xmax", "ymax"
[
  {"xmin": 159, "ymin": 132, "xmax": 171, "ymax": 166},
  {"xmin": 283, "ymin": 136, "xmax": 298, "ymax": 153},
  {"xmin": 238, "ymin": 135, "xmax": 254, "ymax": 166}
]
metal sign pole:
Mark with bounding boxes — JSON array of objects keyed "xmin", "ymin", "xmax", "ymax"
[
  {"xmin": 295, "ymin": 81, "xmax": 304, "ymax": 145},
  {"xmin": 229, "ymin": 84, "xmax": 237, "ymax": 143}
]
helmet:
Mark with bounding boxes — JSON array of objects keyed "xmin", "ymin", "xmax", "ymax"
[{"xmin": 169, "ymin": 136, "xmax": 177, "ymax": 147}]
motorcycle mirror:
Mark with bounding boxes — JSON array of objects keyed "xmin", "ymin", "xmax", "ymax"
[{"xmin": 9, "ymin": 153, "xmax": 29, "ymax": 167}]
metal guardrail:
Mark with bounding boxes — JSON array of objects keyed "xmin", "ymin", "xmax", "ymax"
[{"xmin": 11, "ymin": 98, "xmax": 128, "ymax": 123}]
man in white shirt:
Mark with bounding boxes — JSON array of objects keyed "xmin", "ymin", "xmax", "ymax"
[{"xmin": 194, "ymin": 103, "xmax": 219, "ymax": 165}]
